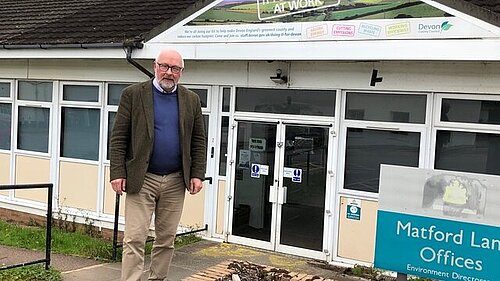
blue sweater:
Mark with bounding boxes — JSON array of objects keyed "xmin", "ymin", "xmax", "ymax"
[{"xmin": 147, "ymin": 86, "xmax": 182, "ymax": 175}]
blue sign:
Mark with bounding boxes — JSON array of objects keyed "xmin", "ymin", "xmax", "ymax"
[
  {"xmin": 251, "ymin": 164, "xmax": 260, "ymax": 178},
  {"xmin": 375, "ymin": 211, "xmax": 499, "ymax": 281},
  {"xmin": 292, "ymin": 168, "xmax": 302, "ymax": 183}
]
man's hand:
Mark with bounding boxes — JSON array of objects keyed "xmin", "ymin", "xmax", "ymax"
[
  {"xmin": 189, "ymin": 178, "xmax": 203, "ymax": 195},
  {"xmin": 111, "ymin": 178, "xmax": 126, "ymax": 195}
]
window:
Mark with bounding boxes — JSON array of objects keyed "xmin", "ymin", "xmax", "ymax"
[
  {"xmin": 16, "ymin": 81, "xmax": 53, "ymax": 153},
  {"xmin": 18, "ymin": 81, "xmax": 52, "ymax": 102},
  {"xmin": 441, "ymin": 98, "xmax": 500, "ymax": 125},
  {"xmin": 106, "ymin": 83, "xmax": 131, "ymax": 160},
  {"xmin": 0, "ymin": 82, "xmax": 10, "ymax": 98},
  {"xmin": 107, "ymin": 84, "xmax": 129, "ymax": 106},
  {"xmin": 236, "ymin": 88, "xmax": 335, "ymax": 116},
  {"xmin": 346, "ymin": 92, "xmax": 426, "ymax": 123},
  {"xmin": 435, "ymin": 95, "xmax": 500, "ymax": 176},
  {"xmin": 60, "ymin": 83, "xmax": 101, "ymax": 161},
  {"xmin": 192, "ymin": 88, "xmax": 208, "ymax": 108},
  {"xmin": 61, "ymin": 107, "xmax": 100, "ymax": 160},
  {"xmin": 344, "ymin": 128, "xmax": 420, "ymax": 193},
  {"xmin": 219, "ymin": 116, "xmax": 229, "ymax": 176},
  {"xmin": 63, "ymin": 85, "xmax": 99, "ymax": 102},
  {"xmin": 0, "ymin": 103, "xmax": 11, "ymax": 150},
  {"xmin": 18, "ymin": 107, "xmax": 50, "ymax": 153},
  {"xmin": 342, "ymin": 92, "xmax": 427, "ymax": 193},
  {"xmin": 435, "ymin": 131, "xmax": 500, "ymax": 176},
  {"xmin": 0, "ymin": 82, "xmax": 12, "ymax": 150}
]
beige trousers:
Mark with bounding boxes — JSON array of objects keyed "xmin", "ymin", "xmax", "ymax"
[{"xmin": 121, "ymin": 172, "xmax": 186, "ymax": 281}]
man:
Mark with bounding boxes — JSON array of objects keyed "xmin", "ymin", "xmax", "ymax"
[{"xmin": 110, "ymin": 49, "xmax": 206, "ymax": 281}]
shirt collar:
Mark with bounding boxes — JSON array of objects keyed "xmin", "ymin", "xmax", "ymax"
[{"xmin": 153, "ymin": 78, "xmax": 177, "ymax": 94}]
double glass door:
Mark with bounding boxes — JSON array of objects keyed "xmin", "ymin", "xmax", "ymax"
[{"xmin": 229, "ymin": 119, "xmax": 332, "ymax": 258}]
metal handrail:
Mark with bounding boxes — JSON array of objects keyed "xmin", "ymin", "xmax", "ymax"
[{"xmin": 0, "ymin": 183, "xmax": 54, "ymax": 271}]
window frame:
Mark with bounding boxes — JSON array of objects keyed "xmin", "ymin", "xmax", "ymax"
[
  {"xmin": 432, "ymin": 93, "xmax": 500, "ymax": 172},
  {"xmin": 338, "ymin": 90, "xmax": 431, "ymax": 198},
  {"xmin": 434, "ymin": 93, "xmax": 500, "ymax": 131},
  {"xmin": 14, "ymin": 80, "xmax": 55, "ymax": 156},
  {"xmin": 58, "ymin": 81, "xmax": 103, "ymax": 163},
  {"xmin": 0, "ymin": 79, "xmax": 14, "ymax": 152},
  {"xmin": 103, "ymin": 82, "xmax": 132, "ymax": 163}
]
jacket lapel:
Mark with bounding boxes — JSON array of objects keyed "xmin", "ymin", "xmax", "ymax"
[
  {"xmin": 178, "ymin": 86, "xmax": 187, "ymax": 143},
  {"xmin": 141, "ymin": 80, "xmax": 154, "ymax": 139}
]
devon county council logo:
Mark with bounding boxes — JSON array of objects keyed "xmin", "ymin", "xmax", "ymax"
[{"xmin": 441, "ymin": 21, "xmax": 453, "ymax": 31}]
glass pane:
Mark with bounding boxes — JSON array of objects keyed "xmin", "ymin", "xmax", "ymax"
[
  {"xmin": 107, "ymin": 112, "xmax": 117, "ymax": 160},
  {"xmin": 108, "ymin": 84, "xmax": 130, "ymax": 105},
  {"xmin": 61, "ymin": 107, "xmax": 100, "ymax": 160},
  {"xmin": 222, "ymin": 87, "xmax": 231, "ymax": 112},
  {"xmin": 18, "ymin": 107, "xmax": 50, "ymax": 153},
  {"xmin": 280, "ymin": 125, "xmax": 328, "ymax": 251},
  {"xmin": 232, "ymin": 122, "xmax": 276, "ymax": 242},
  {"xmin": 18, "ymin": 81, "xmax": 52, "ymax": 102},
  {"xmin": 63, "ymin": 85, "xmax": 99, "ymax": 102},
  {"xmin": 203, "ymin": 115, "xmax": 209, "ymax": 160},
  {"xmin": 344, "ymin": 128, "xmax": 420, "ymax": 193},
  {"xmin": 435, "ymin": 131, "xmax": 500, "ymax": 176},
  {"xmin": 192, "ymin": 88, "xmax": 208, "ymax": 108},
  {"xmin": 219, "ymin": 116, "xmax": 229, "ymax": 176},
  {"xmin": 346, "ymin": 92, "xmax": 426, "ymax": 123},
  {"xmin": 441, "ymin": 99, "xmax": 500, "ymax": 125},
  {"xmin": 236, "ymin": 88, "xmax": 335, "ymax": 116},
  {"xmin": 0, "ymin": 103, "xmax": 12, "ymax": 150},
  {"xmin": 0, "ymin": 82, "xmax": 10, "ymax": 98}
]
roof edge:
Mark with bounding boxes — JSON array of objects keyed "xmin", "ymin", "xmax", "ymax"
[{"xmin": 1, "ymin": 42, "xmax": 125, "ymax": 50}]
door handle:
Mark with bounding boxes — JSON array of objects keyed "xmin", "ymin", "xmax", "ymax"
[
  {"xmin": 269, "ymin": 185, "xmax": 277, "ymax": 203},
  {"xmin": 278, "ymin": 186, "xmax": 287, "ymax": 204}
]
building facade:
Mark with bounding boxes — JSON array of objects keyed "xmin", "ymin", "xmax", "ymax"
[{"xmin": 1, "ymin": 0, "xmax": 499, "ymax": 266}]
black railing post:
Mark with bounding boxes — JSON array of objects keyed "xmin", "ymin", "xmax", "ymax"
[
  {"xmin": 45, "ymin": 184, "xmax": 53, "ymax": 270},
  {"xmin": 112, "ymin": 193, "xmax": 121, "ymax": 261}
]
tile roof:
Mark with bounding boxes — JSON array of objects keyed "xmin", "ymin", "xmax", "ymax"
[
  {"xmin": 0, "ymin": 0, "xmax": 498, "ymax": 47},
  {"xmin": 0, "ymin": 0, "xmax": 202, "ymax": 46}
]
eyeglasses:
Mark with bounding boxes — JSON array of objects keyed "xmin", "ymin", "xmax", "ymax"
[{"xmin": 155, "ymin": 62, "xmax": 183, "ymax": 74}]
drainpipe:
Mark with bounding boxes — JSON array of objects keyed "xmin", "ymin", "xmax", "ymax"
[{"xmin": 124, "ymin": 42, "xmax": 154, "ymax": 78}]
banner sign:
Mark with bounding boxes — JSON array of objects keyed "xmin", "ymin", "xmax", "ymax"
[
  {"xmin": 151, "ymin": 0, "xmax": 499, "ymax": 43},
  {"xmin": 374, "ymin": 165, "xmax": 500, "ymax": 281}
]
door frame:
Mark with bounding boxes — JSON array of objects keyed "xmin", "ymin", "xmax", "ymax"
[{"xmin": 226, "ymin": 115, "xmax": 336, "ymax": 260}]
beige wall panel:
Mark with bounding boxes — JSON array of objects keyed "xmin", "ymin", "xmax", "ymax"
[
  {"xmin": 180, "ymin": 186, "xmax": 205, "ymax": 228},
  {"xmin": 337, "ymin": 197, "xmax": 378, "ymax": 263},
  {"xmin": 59, "ymin": 161, "xmax": 98, "ymax": 211},
  {"xmin": 14, "ymin": 155, "xmax": 51, "ymax": 202},
  {"xmin": 216, "ymin": 180, "xmax": 226, "ymax": 234},
  {"xmin": 0, "ymin": 153, "xmax": 10, "ymax": 195},
  {"xmin": 103, "ymin": 166, "xmax": 125, "ymax": 216},
  {"xmin": 27, "ymin": 59, "xmax": 150, "ymax": 82},
  {"xmin": 0, "ymin": 59, "xmax": 28, "ymax": 78}
]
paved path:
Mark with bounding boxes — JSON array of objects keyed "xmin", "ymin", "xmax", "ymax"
[{"xmin": 1, "ymin": 240, "xmax": 369, "ymax": 281}]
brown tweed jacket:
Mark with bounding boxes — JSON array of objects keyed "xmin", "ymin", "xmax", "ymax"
[{"xmin": 109, "ymin": 79, "xmax": 206, "ymax": 194}]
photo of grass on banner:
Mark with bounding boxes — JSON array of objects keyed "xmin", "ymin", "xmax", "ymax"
[{"xmin": 375, "ymin": 165, "xmax": 500, "ymax": 281}]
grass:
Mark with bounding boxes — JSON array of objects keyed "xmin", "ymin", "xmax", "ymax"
[
  {"xmin": 0, "ymin": 219, "xmax": 203, "ymax": 281},
  {"xmin": 0, "ymin": 265, "xmax": 62, "ymax": 281}
]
